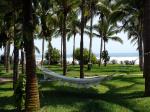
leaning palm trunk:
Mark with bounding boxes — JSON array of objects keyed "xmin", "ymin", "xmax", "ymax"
[
  {"xmin": 23, "ymin": 0, "xmax": 40, "ymax": 111},
  {"xmin": 143, "ymin": 0, "xmax": 150, "ymax": 96},
  {"xmin": 99, "ymin": 38, "xmax": 103, "ymax": 67},
  {"xmin": 80, "ymin": 0, "xmax": 85, "ymax": 78}
]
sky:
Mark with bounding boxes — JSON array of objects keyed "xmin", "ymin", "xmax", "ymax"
[
  {"xmin": 0, "ymin": 31, "xmax": 137, "ymax": 56},
  {"xmin": 34, "ymin": 31, "xmax": 138, "ymax": 56},
  {"xmin": 0, "ymin": 16, "xmax": 138, "ymax": 56}
]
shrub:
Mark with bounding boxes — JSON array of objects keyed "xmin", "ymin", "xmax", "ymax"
[
  {"xmin": 45, "ymin": 47, "xmax": 60, "ymax": 64},
  {"xmin": 74, "ymin": 48, "xmax": 97, "ymax": 64},
  {"xmin": 101, "ymin": 50, "xmax": 110, "ymax": 66},
  {"xmin": 111, "ymin": 59, "xmax": 117, "ymax": 64}
]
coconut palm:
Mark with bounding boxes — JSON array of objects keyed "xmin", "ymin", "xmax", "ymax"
[
  {"xmin": 55, "ymin": 0, "xmax": 79, "ymax": 75},
  {"xmin": 87, "ymin": 0, "xmax": 98, "ymax": 69},
  {"xmin": 92, "ymin": 17, "xmax": 123, "ymax": 66},
  {"xmin": 67, "ymin": 12, "xmax": 80, "ymax": 65},
  {"xmin": 23, "ymin": 0, "xmax": 40, "ymax": 111}
]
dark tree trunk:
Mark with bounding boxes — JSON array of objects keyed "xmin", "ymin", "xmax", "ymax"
[
  {"xmin": 13, "ymin": 1, "xmax": 19, "ymax": 90},
  {"xmin": 72, "ymin": 34, "xmax": 76, "ymax": 65},
  {"xmin": 104, "ymin": 41, "xmax": 107, "ymax": 67},
  {"xmin": 60, "ymin": 36, "xmax": 63, "ymax": 68},
  {"xmin": 80, "ymin": 0, "xmax": 85, "ymax": 78},
  {"xmin": 4, "ymin": 44, "xmax": 7, "ymax": 67},
  {"xmin": 138, "ymin": 37, "xmax": 143, "ymax": 71},
  {"xmin": 62, "ymin": 13, "xmax": 67, "ymax": 76},
  {"xmin": 23, "ymin": 0, "xmax": 40, "ymax": 111},
  {"xmin": 139, "ymin": 16, "xmax": 144, "ymax": 71},
  {"xmin": 143, "ymin": 0, "xmax": 150, "ymax": 96},
  {"xmin": 13, "ymin": 44, "xmax": 19, "ymax": 90},
  {"xmin": 99, "ymin": 38, "xmax": 103, "ymax": 67},
  {"xmin": 48, "ymin": 39, "xmax": 52, "ymax": 65},
  {"xmin": 6, "ymin": 41, "xmax": 10, "ymax": 73}
]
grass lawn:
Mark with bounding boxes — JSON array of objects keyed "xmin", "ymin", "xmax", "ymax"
[{"xmin": 1, "ymin": 64, "xmax": 150, "ymax": 112}]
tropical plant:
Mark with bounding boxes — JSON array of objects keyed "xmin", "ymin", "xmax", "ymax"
[
  {"xmin": 45, "ymin": 47, "xmax": 61, "ymax": 64},
  {"xmin": 74, "ymin": 48, "xmax": 97, "ymax": 65}
]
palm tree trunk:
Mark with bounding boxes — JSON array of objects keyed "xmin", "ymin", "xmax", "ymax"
[
  {"xmin": 48, "ymin": 39, "xmax": 52, "ymax": 65},
  {"xmin": 72, "ymin": 34, "xmax": 76, "ymax": 65},
  {"xmin": 41, "ymin": 37, "xmax": 45, "ymax": 66},
  {"xmin": 4, "ymin": 44, "xmax": 7, "ymax": 67},
  {"xmin": 21, "ymin": 48, "xmax": 25, "ymax": 74},
  {"xmin": 143, "ymin": 0, "xmax": 150, "ymax": 96},
  {"xmin": 138, "ymin": 37, "xmax": 143, "ymax": 71},
  {"xmin": 6, "ymin": 41, "xmax": 10, "ymax": 73},
  {"xmin": 61, "ymin": 36, "xmax": 63, "ymax": 67},
  {"xmin": 88, "ymin": 9, "xmax": 93, "ymax": 64},
  {"xmin": 23, "ymin": 0, "xmax": 40, "ymax": 111},
  {"xmin": 139, "ymin": 16, "xmax": 144, "ymax": 71},
  {"xmin": 104, "ymin": 41, "xmax": 107, "ymax": 67},
  {"xmin": 13, "ymin": 43, "xmax": 19, "ymax": 90},
  {"xmin": 80, "ymin": 0, "xmax": 85, "ymax": 78},
  {"xmin": 62, "ymin": 13, "xmax": 67, "ymax": 76},
  {"xmin": 99, "ymin": 38, "xmax": 103, "ymax": 67},
  {"xmin": 13, "ymin": 2, "xmax": 19, "ymax": 90}
]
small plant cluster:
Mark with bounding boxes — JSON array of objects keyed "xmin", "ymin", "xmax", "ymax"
[{"xmin": 110, "ymin": 59, "xmax": 136, "ymax": 65}]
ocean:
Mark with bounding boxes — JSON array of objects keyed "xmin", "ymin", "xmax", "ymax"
[{"xmin": 36, "ymin": 52, "xmax": 139, "ymax": 65}]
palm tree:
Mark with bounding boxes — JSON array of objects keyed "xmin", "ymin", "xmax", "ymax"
[
  {"xmin": 67, "ymin": 12, "xmax": 80, "ymax": 65},
  {"xmin": 23, "ymin": 0, "xmax": 40, "ymax": 111},
  {"xmin": 88, "ymin": 0, "xmax": 98, "ymax": 70},
  {"xmin": 143, "ymin": 0, "xmax": 150, "ymax": 96},
  {"xmin": 92, "ymin": 17, "xmax": 123, "ymax": 66},
  {"xmin": 55, "ymin": 0, "xmax": 79, "ymax": 75},
  {"xmin": 80, "ymin": 0, "xmax": 86, "ymax": 78}
]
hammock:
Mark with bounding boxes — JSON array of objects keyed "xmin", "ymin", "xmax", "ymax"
[{"xmin": 39, "ymin": 66, "xmax": 115, "ymax": 88}]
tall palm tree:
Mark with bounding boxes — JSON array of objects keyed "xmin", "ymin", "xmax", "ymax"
[
  {"xmin": 55, "ymin": 0, "xmax": 79, "ymax": 75},
  {"xmin": 92, "ymin": 17, "xmax": 123, "ymax": 66},
  {"xmin": 143, "ymin": 0, "xmax": 150, "ymax": 96},
  {"xmin": 23, "ymin": 0, "xmax": 40, "ymax": 111},
  {"xmin": 67, "ymin": 12, "xmax": 80, "ymax": 65},
  {"xmin": 80, "ymin": 0, "xmax": 86, "ymax": 78},
  {"xmin": 88, "ymin": 0, "xmax": 98, "ymax": 69}
]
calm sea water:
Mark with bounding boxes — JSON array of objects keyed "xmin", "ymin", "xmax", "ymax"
[{"xmin": 36, "ymin": 52, "xmax": 138, "ymax": 59}]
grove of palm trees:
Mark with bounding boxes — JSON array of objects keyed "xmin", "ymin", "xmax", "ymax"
[{"xmin": 0, "ymin": 0, "xmax": 150, "ymax": 112}]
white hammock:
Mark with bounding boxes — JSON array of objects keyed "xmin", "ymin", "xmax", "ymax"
[{"xmin": 39, "ymin": 66, "xmax": 115, "ymax": 87}]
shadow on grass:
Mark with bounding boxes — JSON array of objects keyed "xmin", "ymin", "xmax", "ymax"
[
  {"xmin": 40, "ymin": 75, "xmax": 145, "ymax": 112},
  {"xmin": 0, "ymin": 96, "xmax": 15, "ymax": 112}
]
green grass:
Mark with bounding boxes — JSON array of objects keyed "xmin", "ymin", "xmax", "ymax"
[
  {"xmin": 1, "ymin": 64, "xmax": 150, "ymax": 112},
  {"xmin": 44, "ymin": 64, "xmax": 142, "ymax": 77}
]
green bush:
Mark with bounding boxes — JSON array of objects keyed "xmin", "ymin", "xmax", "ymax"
[
  {"xmin": 101, "ymin": 50, "xmax": 110, "ymax": 66},
  {"xmin": 45, "ymin": 47, "xmax": 60, "ymax": 64},
  {"xmin": 74, "ymin": 48, "xmax": 97, "ymax": 64}
]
